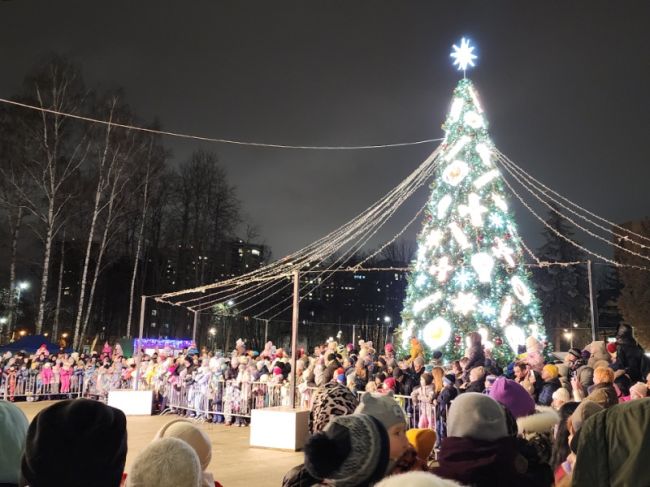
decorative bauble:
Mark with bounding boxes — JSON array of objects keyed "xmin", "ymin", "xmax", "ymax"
[
  {"xmin": 454, "ymin": 335, "xmax": 462, "ymax": 345},
  {"xmin": 494, "ymin": 337, "xmax": 503, "ymax": 346}
]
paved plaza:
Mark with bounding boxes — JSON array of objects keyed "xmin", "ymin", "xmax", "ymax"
[{"xmin": 16, "ymin": 401, "xmax": 303, "ymax": 487}]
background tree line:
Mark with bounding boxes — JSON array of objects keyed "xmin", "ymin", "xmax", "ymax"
[{"xmin": 0, "ymin": 55, "xmax": 264, "ymax": 348}]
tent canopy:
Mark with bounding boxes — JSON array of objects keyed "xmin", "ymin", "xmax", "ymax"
[{"xmin": 0, "ymin": 335, "xmax": 66, "ymax": 354}]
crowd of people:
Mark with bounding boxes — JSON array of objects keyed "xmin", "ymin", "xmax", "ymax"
[{"xmin": 1, "ymin": 322, "xmax": 650, "ymax": 486}]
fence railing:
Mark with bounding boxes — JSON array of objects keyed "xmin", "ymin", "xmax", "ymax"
[{"xmin": 1, "ymin": 373, "xmax": 436, "ymax": 430}]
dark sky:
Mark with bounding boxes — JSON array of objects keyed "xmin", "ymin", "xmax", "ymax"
[{"xmin": 1, "ymin": 1, "xmax": 649, "ymax": 259}]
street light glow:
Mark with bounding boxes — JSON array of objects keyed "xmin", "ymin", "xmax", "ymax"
[
  {"xmin": 19, "ymin": 330, "xmax": 26, "ymax": 336},
  {"xmin": 18, "ymin": 281, "xmax": 30, "ymax": 291},
  {"xmin": 62, "ymin": 333, "xmax": 69, "ymax": 338},
  {"xmin": 0, "ymin": 317, "xmax": 7, "ymax": 325},
  {"xmin": 227, "ymin": 300, "xmax": 234, "ymax": 307},
  {"xmin": 383, "ymin": 316, "xmax": 391, "ymax": 323},
  {"xmin": 209, "ymin": 328, "xmax": 217, "ymax": 336}
]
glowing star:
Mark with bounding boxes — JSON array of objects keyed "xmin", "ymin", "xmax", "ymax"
[
  {"xmin": 511, "ymin": 276, "xmax": 532, "ymax": 305},
  {"xmin": 459, "ymin": 193, "xmax": 487, "ymax": 227},
  {"xmin": 425, "ymin": 229, "xmax": 443, "ymax": 249},
  {"xmin": 443, "ymin": 160, "xmax": 470, "ymax": 186},
  {"xmin": 450, "ymin": 37, "xmax": 478, "ymax": 73},
  {"xmin": 452, "ymin": 292, "xmax": 478, "ymax": 315},
  {"xmin": 422, "ymin": 317, "xmax": 452, "ymax": 349},
  {"xmin": 449, "ymin": 97, "xmax": 464, "ymax": 122},
  {"xmin": 478, "ymin": 301, "xmax": 496, "ymax": 318},
  {"xmin": 471, "ymin": 252, "xmax": 494, "ymax": 283},
  {"xmin": 492, "ymin": 237, "xmax": 516, "ymax": 268},
  {"xmin": 504, "ymin": 325, "xmax": 526, "ymax": 353},
  {"xmin": 464, "ymin": 111, "xmax": 484, "ymax": 129},
  {"xmin": 499, "ymin": 296, "xmax": 513, "ymax": 327},
  {"xmin": 454, "ymin": 268, "xmax": 472, "ymax": 288},
  {"xmin": 492, "ymin": 193, "xmax": 508, "ymax": 211},
  {"xmin": 449, "ymin": 222, "xmax": 471, "ymax": 249},
  {"xmin": 437, "ymin": 195, "xmax": 453, "ymax": 219},
  {"xmin": 412, "ymin": 292, "xmax": 442, "ymax": 315},
  {"xmin": 475, "ymin": 143, "xmax": 493, "ymax": 167},
  {"xmin": 473, "ymin": 169, "xmax": 500, "ymax": 190},
  {"xmin": 489, "ymin": 213, "xmax": 504, "ymax": 228},
  {"xmin": 444, "ymin": 136, "xmax": 471, "ymax": 161},
  {"xmin": 429, "ymin": 256, "xmax": 454, "ymax": 282}
]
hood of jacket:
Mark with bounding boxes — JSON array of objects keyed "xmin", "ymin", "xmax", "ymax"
[{"xmin": 516, "ymin": 406, "xmax": 560, "ymax": 435}]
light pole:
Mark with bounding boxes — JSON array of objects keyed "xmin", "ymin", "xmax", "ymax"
[
  {"xmin": 564, "ymin": 330, "xmax": 574, "ymax": 349},
  {"xmin": 383, "ymin": 315, "xmax": 392, "ymax": 348},
  {"xmin": 11, "ymin": 281, "xmax": 30, "ymax": 336},
  {"xmin": 209, "ymin": 327, "xmax": 216, "ymax": 350}
]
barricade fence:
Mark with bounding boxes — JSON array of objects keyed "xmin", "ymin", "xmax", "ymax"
[{"xmin": 1, "ymin": 373, "xmax": 436, "ymax": 430}]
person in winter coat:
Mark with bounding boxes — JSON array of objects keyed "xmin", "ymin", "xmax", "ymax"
[
  {"xmin": 614, "ymin": 323, "xmax": 647, "ymax": 383},
  {"xmin": 411, "ymin": 373, "xmax": 435, "ymax": 428},
  {"xmin": 432, "ymin": 393, "xmax": 530, "ymax": 487},
  {"xmin": 538, "ymin": 364, "xmax": 561, "ymax": 406},
  {"xmin": 572, "ymin": 399, "xmax": 650, "ymax": 486},
  {"xmin": 435, "ymin": 374, "xmax": 458, "ymax": 449},
  {"xmin": 463, "ymin": 332, "xmax": 485, "ymax": 378},
  {"xmin": 579, "ymin": 366, "xmax": 618, "ymax": 409},
  {"xmin": 461, "ymin": 366, "xmax": 485, "ymax": 393}
]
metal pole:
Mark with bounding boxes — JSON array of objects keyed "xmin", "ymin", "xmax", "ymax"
[
  {"xmin": 192, "ymin": 310, "xmax": 198, "ymax": 343},
  {"xmin": 290, "ymin": 270, "xmax": 299, "ymax": 409},
  {"xmin": 264, "ymin": 319, "xmax": 269, "ymax": 344},
  {"xmin": 587, "ymin": 260, "xmax": 598, "ymax": 341},
  {"xmin": 352, "ymin": 324, "xmax": 356, "ymax": 348}
]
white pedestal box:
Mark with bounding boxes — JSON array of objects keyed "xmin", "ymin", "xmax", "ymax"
[
  {"xmin": 107, "ymin": 390, "xmax": 154, "ymax": 416},
  {"xmin": 249, "ymin": 406, "xmax": 310, "ymax": 451}
]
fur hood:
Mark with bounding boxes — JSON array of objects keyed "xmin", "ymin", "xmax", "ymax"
[{"xmin": 516, "ymin": 406, "xmax": 559, "ymax": 434}]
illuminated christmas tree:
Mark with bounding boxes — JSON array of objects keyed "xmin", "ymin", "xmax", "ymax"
[{"xmin": 400, "ymin": 39, "xmax": 544, "ymax": 362}]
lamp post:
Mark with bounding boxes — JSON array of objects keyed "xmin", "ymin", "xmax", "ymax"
[
  {"xmin": 383, "ymin": 315, "xmax": 392, "ymax": 347},
  {"xmin": 564, "ymin": 330, "xmax": 574, "ymax": 349},
  {"xmin": 10, "ymin": 281, "xmax": 30, "ymax": 337}
]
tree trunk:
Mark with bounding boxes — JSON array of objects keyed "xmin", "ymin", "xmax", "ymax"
[
  {"xmin": 126, "ymin": 161, "xmax": 150, "ymax": 338},
  {"xmin": 35, "ymin": 204, "xmax": 54, "ymax": 334},
  {"xmin": 6, "ymin": 205, "xmax": 23, "ymax": 338},
  {"xmin": 53, "ymin": 229, "xmax": 65, "ymax": 341}
]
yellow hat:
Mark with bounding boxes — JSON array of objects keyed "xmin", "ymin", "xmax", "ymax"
[
  {"xmin": 543, "ymin": 364, "xmax": 559, "ymax": 379},
  {"xmin": 405, "ymin": 428, "xmax": 436, "ymax": 461}
]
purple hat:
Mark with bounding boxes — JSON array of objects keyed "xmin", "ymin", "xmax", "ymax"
[{"xmin": 489, "ymin": 376, "xmax": 536, "ymax": 419}]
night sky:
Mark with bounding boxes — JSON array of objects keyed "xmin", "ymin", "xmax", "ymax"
[{"xmin": 1, "ymin": 1, "xmax": 649, "ymax": 260}]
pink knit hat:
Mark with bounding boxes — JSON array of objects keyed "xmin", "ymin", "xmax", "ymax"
[{"xmin": 488, "ymin": 376, "xmax": 536, "ymax": 419}]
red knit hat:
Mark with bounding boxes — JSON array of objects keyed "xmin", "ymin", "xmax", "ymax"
[{"xmin": 606, "ymin": 342, "xmax": 617, "ymax": 354}]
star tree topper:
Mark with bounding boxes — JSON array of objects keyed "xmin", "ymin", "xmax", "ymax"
[{"xmin": 450, "ymin": 37, "xmax": 478, "ymax": 77}]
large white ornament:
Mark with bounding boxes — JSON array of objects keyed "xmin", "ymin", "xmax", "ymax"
[
  {"xmin": 471, "ymin": 252, "xmax": 494, "ymax": 283},
  {"xmin": 499, "ymin": 296, "xmax": 513, "ymax": 327},
  {"xmin": 425, "ymin": 229, "xmax": 443, "ymax": 249},
  {"xmin": 452, "ymin": 292, "xmax": 478, "ymax": 315},
  {"xmin": 450, "ymin": 37, "xmax": 478, "ymax": 72},
  {"xmin": 475, "ymin": 143, "xmax": 492, "ymax": 167},
  {"xmin": 429, "ymin": 256, "xmax": 454, "ymax": 283},
  {"xmin": 511, "ymin": 276, "xmax": 532, "ymax": 305},
  {"xmin": 437, "ymin": 195, "xmax": 453, "ymax": 219},
  {"xmin": 442, "ymin": 160, "xmax": 470, "ymax": 186},
  {"xmin": 459, "ymin": 193, "xmax": 487, "ymax": 227},
  {"xmin": 415, "ymin": 274, "xmax": 428, "ymax": 288},
  {"xmin": 444, "ymin": 136, "xmax": 471, "ymax": 161},
  {"xmin": 412, "ymin": 292, "xmax": 442, "ymax": 315},
  {"xmin": 464, "ymin": 110, "xmax": 484, "ymax": 129},
  {"xmin": 478, "ymin": 301, "xmax": 496, "ymax": 318},
  {"xmin": 473, "ymin": 169, "xmax": 500, "ymax": 190},
  {"xmin": 422, "ymin": 317, "xmax": 452, "ymax": 350},
  {"xmin": 492, "ymin": 237, "xmax": 516, "ymax": 268},
  {"xmin": 448, "ymin": 222, "xmax": 470, "ymax": 249},
  {"xmin": 449, "ymin": 97, "xmax": 464, "ymax": 122},
  {"xmin": 504, "ymin": 325, "xmax": 526, "ymax": 353}
]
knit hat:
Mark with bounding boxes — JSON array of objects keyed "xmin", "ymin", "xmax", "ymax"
[
  {"xmin": 568, "ymin": 348, "xmax": 582, "ymax": 359},
  {"xmin": 552, "ymin": 387, "xmax": 571, "ymax": 403},
  {"xmin": 489, "ymin": 376, "xmax": 536, "ymax": 419},
  {"xmin": 570, "ymin": 400, "xmax": 603, "ymax": 432},
  {"xmin": 273, "ymin": 366, "xmax": 283, "ymax": 376},
  {"xmin": 542, "ymin": 364, "xmax": 559, "ymax": 379},
  {"xmin": 383, "ymin": 377, "xmax": 397, "ymax": 391},
  {"xmin": 376, "ymin": 471, "xmax": 463, "ymax": 487},
  {"xmin": 304, "ymin": 414, "xmax": 389, "ymax": 487},
  {"xmin": 447, "ymin": 393, "xmax": 508, "ymax": 441},
  {"xmin": 414, "ymin": 356, "xmax": 425, "ymax": 367},
  {"xmin": 154, "ymin": 420, "xmax": 213, "ymax": 487},
  {"xmin": 310, "ymin": 383, "xmax": 359, "ymax": 433},
  {"xmin": 630, "ymin": 382, "xmax": 648, "ymax": 399},
  {"xmin": 443, "ymin": 374, "xmax": 455, "ymax": 386},
  {"xmin": 606, "ymin": 342, "xmax": 617, "ymax": 354},
  {"xmin": 354, "ymin": 391, "xmax": 407, "ymax": 430},
  {"xmin": 406, "ymin": 428, "xmax": 436, "ymax": 461},
  {"xmin": 0, "ymin": 401, "xmax": 29, "ymax": 484},
  {"xmin": 22, "ymin": 399, "xmax": 127, "ymax": 487},
  {"xmin": 384, "ymin": 343, "xmax": 394, "ymax": 353},
  {"xmin": 127, "ymin": 437, "xmax": 201, "ymax": 487}
]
